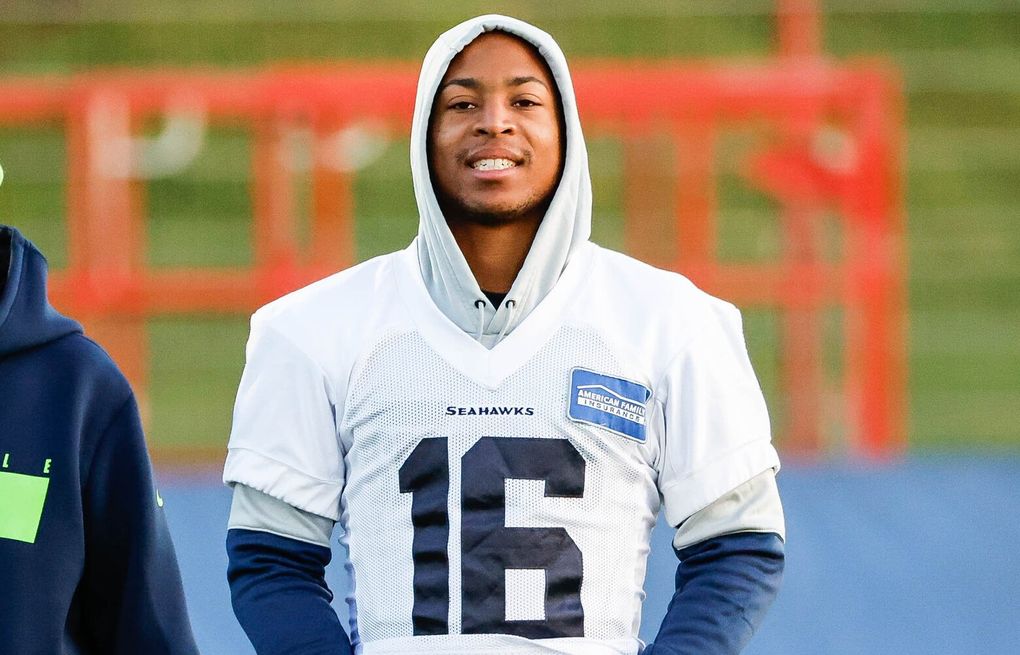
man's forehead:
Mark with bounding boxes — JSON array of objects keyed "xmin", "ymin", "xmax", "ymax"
[
  {"xmin": 439, "ymin": 31, "xmax": 554, "ymax": 89},
  {"xmin": 439, "ymin": 75, "xmax": 550, "ymax": 93}
]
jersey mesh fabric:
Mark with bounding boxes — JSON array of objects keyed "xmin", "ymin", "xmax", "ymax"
[
  {"xmin": 339, "ymin": 325, "xmax": 659, "ymax": 654},
  {"xmin": 222, "ymin": 242, "xmax": 780, "ymax": 654}
]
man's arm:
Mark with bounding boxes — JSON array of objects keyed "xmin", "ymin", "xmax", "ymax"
[
  {"xmin": 645, "ymin": 471, "xmax": 785, "ymax": 655},
  {"xmin": 80, "ymin": 395, "xmax": 200, "ymax": 655},
  {"xmin": 649, "ymin": 296, "xmax": 787, "ymax": 653},
  {"xmin": 643, "ymin": 532, "xmax": 784, "ymax": 655},
  {"xmin": 226, "ymin": 484, "xmax": 352, "ymax": 655}
]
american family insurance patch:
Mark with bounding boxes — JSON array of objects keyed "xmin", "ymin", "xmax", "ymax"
[{"xmin": 568, "ymin": 368, "xmax": 652, "ymax": 443}]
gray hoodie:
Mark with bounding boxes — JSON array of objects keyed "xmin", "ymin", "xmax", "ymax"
[{"xmin": 411, "ymin": 15, "xmax": 593, "ymax": 348}]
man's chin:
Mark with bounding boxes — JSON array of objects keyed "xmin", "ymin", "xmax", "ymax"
[{"xmin": 441, "ymin": 198, "xmax": 549, "ymax": 227}]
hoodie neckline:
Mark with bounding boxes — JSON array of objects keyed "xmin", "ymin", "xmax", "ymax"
[
  {"xmin": 0, "ymin": 225, "xmax": 26, "ymax": 333},
  {"xmin": 396, "ymin": 240, "xmax": 595, "ymax": 389},
  {"xmin": 411, "ymin": 15, "xmax": 593, "ymax": 350},
  {"xmin": 0, "ymin": 226, "xmax": 82, "ymax": 357}
]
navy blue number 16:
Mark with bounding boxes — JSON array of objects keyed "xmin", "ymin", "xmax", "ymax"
[{"xmin": 398, "ymin": 437, "xmax": 586, "ymax": 638}]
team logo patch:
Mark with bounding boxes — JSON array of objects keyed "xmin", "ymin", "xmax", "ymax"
[{"xmin": 567, "ymin": 368, "xmax": 651, "ymax": 443}]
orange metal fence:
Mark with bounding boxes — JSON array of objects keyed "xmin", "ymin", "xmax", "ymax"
[{"xmin": 0, "ymin": 59, "xmax": 906, "ymax": 461}]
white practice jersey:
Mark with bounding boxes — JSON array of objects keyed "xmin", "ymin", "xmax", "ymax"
[{"xmin": 224, "ymin": 241, "xmax": 780, "ymax": 655}]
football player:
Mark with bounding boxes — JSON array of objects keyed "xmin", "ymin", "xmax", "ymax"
[{"xmin": 225, "ymin": 15, "xmax": 785, "ymax": 655}]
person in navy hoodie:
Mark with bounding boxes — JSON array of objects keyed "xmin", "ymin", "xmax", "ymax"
[{"xmin": 0, "ymin": 223, "xmax": 200, "ymax": 655}]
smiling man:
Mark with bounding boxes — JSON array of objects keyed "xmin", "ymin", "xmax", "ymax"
[
  {"xmin": 224, "ymin": 15, "xmax": 785, "ymax": 655},
  {"xmin": 428, "ymin": 31, "xmax": 564, "ymax": 300}
]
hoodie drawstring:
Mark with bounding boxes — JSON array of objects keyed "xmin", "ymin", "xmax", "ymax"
[
  {"xmin": 496, "ymin": 299, "xmax": 517, "ymax": 342},
  {"xmin": 473, "ymin": 298, "xmax": 518, "ymax": 343},
  {"xmin": 474, "ymin": 299, "xmax": 486, "ymax": 341}
]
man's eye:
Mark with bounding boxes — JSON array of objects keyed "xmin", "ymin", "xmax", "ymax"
[
  {"xmin": 450, "ymin": 101, "xmax": 476, "ymax": 110},
  {"xmin": 514, "ymin": 99, "xmax": 538, "ymax": 107}
]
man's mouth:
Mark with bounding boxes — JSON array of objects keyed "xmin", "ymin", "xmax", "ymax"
[{"xmin": 471, "ymin": 158, "xmax": 517, "ymax": 171}]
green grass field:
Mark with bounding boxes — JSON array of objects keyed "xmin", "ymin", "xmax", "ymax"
[{"xmin": 1, "ymin": 1, "xmax": 1018, "ymax": 455}]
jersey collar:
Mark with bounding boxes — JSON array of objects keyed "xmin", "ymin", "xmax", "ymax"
[{"xmin": 395, "ymin": 239, "xmax": 595, "ymax": 389}]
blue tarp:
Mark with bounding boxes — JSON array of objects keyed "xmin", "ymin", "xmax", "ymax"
[{"xmin": 164, "ymin": 456, "xmax": 1020, "ymax": 655}]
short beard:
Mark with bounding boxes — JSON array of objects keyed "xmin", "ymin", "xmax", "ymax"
[{"xmin": 436, "ymin": 188, "xmax": 554, "ymax": 228}]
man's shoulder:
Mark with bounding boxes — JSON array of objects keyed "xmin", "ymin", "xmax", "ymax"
[
  {"xmin": 35, "ymin": 332, "xmax": 133, "ymax": 398},
  {"xmin": 588, "ymin": 245, "xmax": 732, "ymax": 315},
  {"xmin": 253, "ymin": 250, "xmax": 404, "ymax": 332},
  {"xmin": 242, "ymin": 249, "xmax": 411, "ymax": 370},
  {"xmin": 3, "ymin": 333, "xmax": 136, "ymax": 438},
  {"xmin": 578, "ymin": 245, "xmax": 744, "ymax": 366}
]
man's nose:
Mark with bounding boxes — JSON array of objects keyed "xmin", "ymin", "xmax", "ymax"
[{"xmin": 474, "ymin": 102, "xmax": 514, "ymax": 136}]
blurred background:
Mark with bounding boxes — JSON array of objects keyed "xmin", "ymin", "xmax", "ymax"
[{"xmin": 1, "ymin": 0, "xmax": 1018, "ymax": 653}]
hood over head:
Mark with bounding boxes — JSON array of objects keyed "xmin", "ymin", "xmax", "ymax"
[
  {"xmin": 411, "ymin": 14, "xmax": 592, "ymax": 347},
  {"xmin": 0, "ymin": 226, "xmax": 81, "ymax": 357}
]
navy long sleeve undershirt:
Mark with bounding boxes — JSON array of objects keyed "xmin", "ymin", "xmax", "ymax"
[
  {"xmin": 644, "ymin": 531, "xmax": 785, "ymax": 655},
  {"xmin": 227, "ymin": 528, "xmax": 781, "ymax": 655},
  {"xmin": 227, "ymin": 529, "xmax": 352, "ymax": 655}
]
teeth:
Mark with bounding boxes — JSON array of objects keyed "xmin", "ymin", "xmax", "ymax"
[{"xmin": 472, "ymin": 158, "xmax": 516, "ymax": 171}]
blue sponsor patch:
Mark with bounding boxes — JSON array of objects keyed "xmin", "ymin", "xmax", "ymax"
[{"xmin": 568, "ymin": 368, "xmax": 652, "ymax": 443}]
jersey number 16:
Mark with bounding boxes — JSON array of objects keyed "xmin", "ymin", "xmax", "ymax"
[{"xmin": 399, "ymin": 436, "xmax": 586, "ymax": 639}]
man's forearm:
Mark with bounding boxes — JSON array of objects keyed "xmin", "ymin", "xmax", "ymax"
[
  {"xmin": 227, "ymin": 528, "xmax": 352, "ymax": 655},
  {"xmin": 644, "ymin": 531, "xmax": 785, "ymax": 655}
]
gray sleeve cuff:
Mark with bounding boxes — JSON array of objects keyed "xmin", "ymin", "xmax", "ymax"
[
  {"xmin": 672, "ymin": 468, "xmax": 786, "ymax": 551},
  {"xmin": 228, "ymin": 483, "xmax": 336, "ymax": 548}
]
